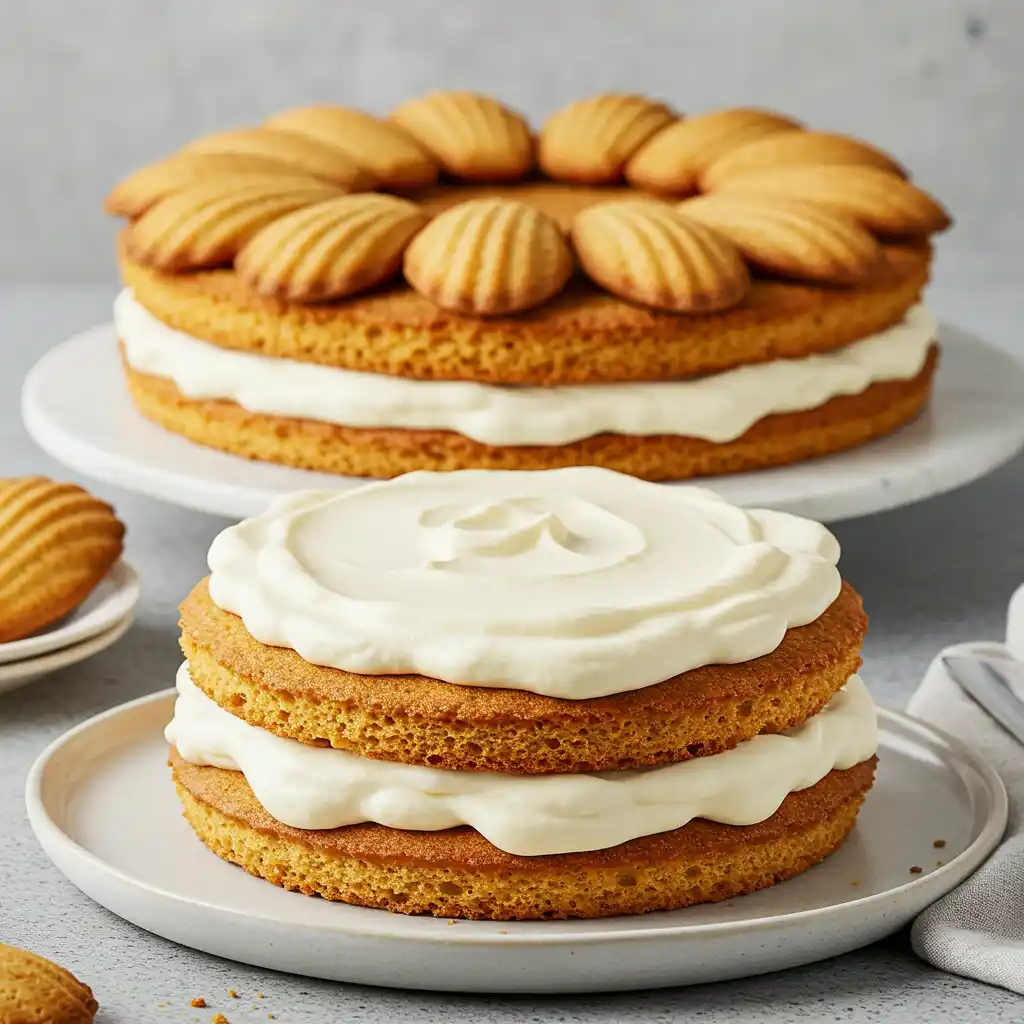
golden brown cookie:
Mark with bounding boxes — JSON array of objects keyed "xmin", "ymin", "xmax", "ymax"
[
  {"xmin": 122, "ymin": 345, "xmax": 938, "ymax": 482},
  {"xmin": 178, "ymin": 577, "xmax": 866, "ymax": 773},
  {"xmin": 0, "ymin": 943, "xmax": 98, "ymax": 1023},
  {"xmin": 538, "ymin": 94, "xmax": 675, "ymax": 184},
  {"xmin": 264, "ymin": 105, "xmax": 439, "ymax": 190},
  {"xmin": 715, "ymin": 165, "xmax": 951, "ymax": 237},
  {"xmin": 677, "ymin": 194, "xmax": 882, "ymax": 284},
  {"xmin": 182, "ymin": 127, "xmax": 377, "ymax": 191},
  {"xmin": 403, "ymin": 199, "xmax": 573, "ymax": 315},
  {"xmin": 236, "ymin": 194, "xmax": 428, "ymax": 301},
  {"xmin": 119, "ymin": 240, "xmax": 931, "ymax": 385},
  {"xmin": 0, "ymin": 478, "xmax": 124, "ymax": 644},
  {"xmin": 389, "ymin": 92, "xmax": 533, "ymax": 182},
  {"xmin": 104, "ymin": 151, "xmax": 308, "ymax": 218},
  {"xmin": 571, "ymin": 200, "xmax": 750, "ymax": 311},
  {"xmin": 700, "ymin": 130, "xmax": 907, "ymax": 189},
  {"xmin": 171, "ymin": 751, "xmax": 876, "ymax": 919},
  {"xmin": 126, "ymin": 176, "xmax": 343, "ymax": 272},
  {"xmin": 624, "ymin": 108, "xmax": 802, "ymax": 195}
]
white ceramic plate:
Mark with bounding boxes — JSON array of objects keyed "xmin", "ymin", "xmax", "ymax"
[
  {"xmin": 21, "ymin": 323, "xmax": 1024, "ymax": 523},
  {"xmin": 0, "ymin": 561, "xmax": 139, "ymax": 665},
  {"xmin": 26, "ymin": 690, "xmax": 1006, "ymax": 994},
  {"xmin": 0, "ymin": 615, "xmax": 133, "ymax": 696}
]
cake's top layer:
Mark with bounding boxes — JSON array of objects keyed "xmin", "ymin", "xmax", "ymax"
[
  {"xmin": 118, "ymin": 288, "xmax": 937, "ymax": 446},
  {"xmin": 166, "ymin": 662, "xmax": 878, "ymax": 856},
  {"xmin": 107, "ymin": 91, "xmax": 950, "ymax": 321},
  {"xmin": 206, "ymin": 467, "xmax": 841, "ymax": 697},
  {"xmin": 119, "ymin": 241, "xmax": 931, "ymax": 385}
]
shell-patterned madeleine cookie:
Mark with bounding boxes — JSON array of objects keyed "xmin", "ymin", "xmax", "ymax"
[
  {"xmin": 571, "ymin": 200, "xmax": 750, "ymax": 312},
  {"xmin": 182, "ymin": 126, "xmax": 377, "ymax": 191},
  {"xmin": 0, "ymin": 478, "xmax": 124, "ymax": 644},
  {"xmin": 678, "ymin": 194, "xmax": 882, "ymax": 284},
  {"xmin": 715, "ymin": 164, "xmax": 952, "ymax": 236},
  {"xmin": 624, "ymin": 107, "xmax": 802, "ymax": 195},
  {"xmin": 265, "ymin": 106, "xmax": 439, "ymax": 189},
  {"xmin": 104, "ymin": 151, "xmax": 305, "ymax": 218},
  {"xmin": 237, "ymin": 194, "xmax": 429, "ymax": 301},
  {"xmin": 538, "ymin": 94, "xmax": 675, "ymax": 184},
  {"xmin": 404, "ymin": 199, "xmax": 573, "ymax": 315},
  {"xmin": 389, "ymin": 91, "xmax": 533, "ymax": 182},
  {"xmin": 0, "ymin": 944, "xmax": 98, "ymax": 1023},
  {"xmin": 700, "ymin": 130, "xmax": 907, "ymax": 190},
  {"xmin": 127, "ymin": 175, "xmax": 343, "ymax": 271}
]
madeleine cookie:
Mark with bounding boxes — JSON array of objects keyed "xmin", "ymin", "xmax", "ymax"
[
  {"xmin": 0, "ymin": 478, "xmax": 124, "ymax": 643},
  {"xmin": 404, "ymin": 199, "xmax": 573, "ymax": 315},
  {"xmin": 0, "ymin": 944, "xmax": 97, "ymax": 1023},
  {"xmin": 571, "ymin": 200, "xmax": 750, "ymax": 311}
]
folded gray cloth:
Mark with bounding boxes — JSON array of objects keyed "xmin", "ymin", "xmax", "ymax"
[{"xmin": 909, "ymin": 639, "xmax": 1024, "ymax": 995}]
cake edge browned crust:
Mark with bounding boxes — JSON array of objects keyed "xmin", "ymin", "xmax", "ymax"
[
  {"xmin": 178, "ymin": 578, "xmax": 867, "ymax": 774},
  {"xmin": 171, "ymin": 751, "xmax": 876, "ymax": 920}
]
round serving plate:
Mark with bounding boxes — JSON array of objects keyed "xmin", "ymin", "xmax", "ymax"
[
  {"xmin": 0, "ymin": 613, "xmax": 134, "ymax": 697},
  {"xmin": 21, "ymin": 323, "xmax": 1024, "ymax": 523},
  {"xmin": 25, "ymin": 689, "xmax": 1006, "ymax": 994}
]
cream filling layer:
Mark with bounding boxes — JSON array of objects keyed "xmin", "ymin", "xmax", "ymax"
[
  {"xmin": 206, "ymin": 471, "xmax": 842, "ymax": 697},
  {"xmin": 166, "ymin": 663, "xmax": 878, "ymax": 857},
  {"xmin": 116, "ymin": 289, "xmax": 937, "ymax": 446}
]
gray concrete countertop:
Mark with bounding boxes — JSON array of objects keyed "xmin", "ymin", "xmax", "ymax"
[{"xmin": 1, "ymin": 284, "xmax": 1023, "ymax": 1022}]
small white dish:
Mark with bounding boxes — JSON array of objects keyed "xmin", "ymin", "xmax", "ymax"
[
  {"xmin": 0, "ymin": 614, "xmax": 133, "ymax": 696},
  {"xmin": 26, "ymin": 690, "xmax": 1006, "ymax": 994},
  {"xmin": 20, "ymin": 322, "xmax": 1024, "ymax": 523},
  {"xmin": 0, "ymin": 560, "xmax": 139, "ymax": 666}
]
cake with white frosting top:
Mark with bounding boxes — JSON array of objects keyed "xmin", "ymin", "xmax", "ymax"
[{"xmin": 167, "ymin": 466, "xmax": 878, "ymax": 918}]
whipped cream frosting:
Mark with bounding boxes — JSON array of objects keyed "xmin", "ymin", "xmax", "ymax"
[
  {"xmin": 116, "ymin": 289, "xmax": 937, "ymax": 446},
  {"xmin": 167, "ymin": 663, "xmax": 878, "ymax": 856},
  {"xmin": 206, "ymin": 468, "xmax": 841, "ymax": 697}
]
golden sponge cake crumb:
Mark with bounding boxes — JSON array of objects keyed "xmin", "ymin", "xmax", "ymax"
[{"xmin": 172, "ymin": 752, "xmax": 876, "ymax": 920}]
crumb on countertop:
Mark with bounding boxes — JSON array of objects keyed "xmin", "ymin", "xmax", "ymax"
[
  {"xmin": 227, "ymin": 989, "xmax": 239, "ymax": 998},
  {"xmin": 910, "ymin": 865, "xmax": 923, "ymax": 874},
  {"xmin": 212, "ymin": 1015, "xmax": 229, "ymax": 1024},
  {"xmin": 257, "ymin": 993, "xmax": 264, "ymax": 999},
  {"xmin": 933, "ymin": 839, "xmax": 947, "ymax": 848},
  {"xmin": 851, "ymin": 879, "xmax": 861, "ymax": 886},
  {"xmin": 190, "ymin": 998, "xmax": 207, "ymax": 1008}
]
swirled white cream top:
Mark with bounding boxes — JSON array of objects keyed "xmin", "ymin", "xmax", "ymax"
[
  {"xmin": 206, "ymin": 468, "xmax": 842, "ymax": 697},
  {"xmin": 167, "ymin": 663, "xmax": 878, "ymax": 856},
  {"xmin": 115, "ymin": 289, "xmax": 937, "ymax": 446}
]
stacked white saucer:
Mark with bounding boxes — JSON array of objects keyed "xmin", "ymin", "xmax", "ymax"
[{"xmin": 0, "ymin": 561, "xmax": 139, "ymax": 695}]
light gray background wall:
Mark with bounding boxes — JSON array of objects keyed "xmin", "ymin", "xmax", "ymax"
[{"xmin": 2, "ymin": 0, "xmax": 1021, "ymax": 289}]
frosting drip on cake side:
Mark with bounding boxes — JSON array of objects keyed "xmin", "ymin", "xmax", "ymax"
[
  {"xmin": 116, "ymin": 289, "xmax": 937, "ymax": 446},
  {"xmin": 204, "ymin": 468, "xmax": 841, "ymax": 696},
  {"xmin": 166, "ymin": 663, "xmax": 878, "ymax": 857}
]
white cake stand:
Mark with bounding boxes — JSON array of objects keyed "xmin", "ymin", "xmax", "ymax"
[{"xmin": 22, "ymin": 322, "xmax": 1024, "ymax": 522}]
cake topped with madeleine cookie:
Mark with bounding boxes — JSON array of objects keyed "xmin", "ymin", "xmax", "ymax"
[{"xmin": 107, "ymin": 92, "xmax": 948, "ymax": 481}]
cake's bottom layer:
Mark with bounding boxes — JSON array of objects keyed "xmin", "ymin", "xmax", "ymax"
[
  {"xmin": 125, "ymin": 349, "xmax": 937, "ymax": 481},
  {"xmin": 171, "ymin": 751, "xmax": 876, "ymax": 920}
]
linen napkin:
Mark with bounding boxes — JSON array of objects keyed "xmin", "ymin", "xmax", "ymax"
[{"xmin": 908, "ymin": 584, "xmax": 1024, "ymax": 995}]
